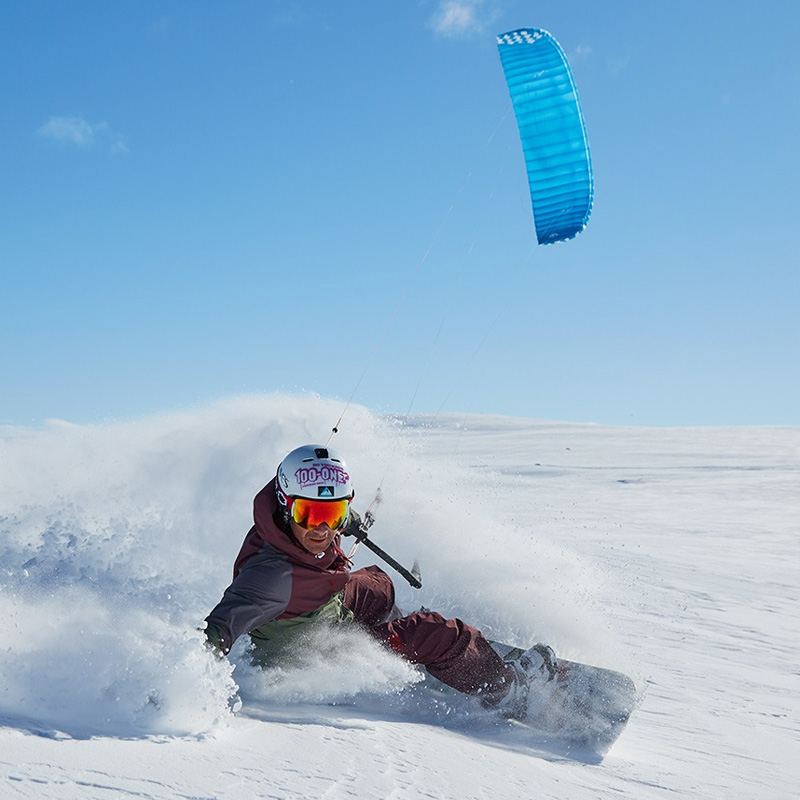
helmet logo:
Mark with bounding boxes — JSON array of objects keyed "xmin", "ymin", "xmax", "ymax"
[
  {"xmin": 294, "ymin": 464, "xmax": 349, "ymax": 489},
  {"xmin": 318, "ymin": 486, "xmax": 334, "ymax": 497}
]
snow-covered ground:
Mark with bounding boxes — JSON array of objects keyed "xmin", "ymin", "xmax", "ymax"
[{"xmin": 1, "ymin": 395, "xmax": 797, "ymax": 799}]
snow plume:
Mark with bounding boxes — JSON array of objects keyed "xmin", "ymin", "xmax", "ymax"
[
  {"xmin": 349, "ymin": 416, "xmax": 623, "ymax": 665},
  {"xmin": 233, "ymin": 625, "xmax": 423, "ymax": 707},
  {"xmin": 0, "ymin": 587, "xmax": 233, "ymax": 738}
]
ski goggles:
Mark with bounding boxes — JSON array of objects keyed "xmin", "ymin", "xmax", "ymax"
[{"xmin": 289, "ymin": 496, "xmax": 351, "ymax": 531}]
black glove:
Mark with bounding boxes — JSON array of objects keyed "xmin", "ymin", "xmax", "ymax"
[
  {"xmin": 342, "ymin": 508, "xmax": 363, "ymax": 538},
  {"xmin": 203, "ymin": 624, "xmax": 229, "ymax": 658}
]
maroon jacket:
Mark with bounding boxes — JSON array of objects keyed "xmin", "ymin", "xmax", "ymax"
[{"xmin": 205, "ymin": 479, "xmax": 351, "ymax": 653}]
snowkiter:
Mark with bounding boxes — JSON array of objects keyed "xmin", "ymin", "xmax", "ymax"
[{"xmin": 204, "ymin": 444, "xmax": 555, "ymax": 710}]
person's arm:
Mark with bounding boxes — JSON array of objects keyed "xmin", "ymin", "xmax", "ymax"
[{"xmin": 204, "ymin": 552, "xmax": 292, "ymax": 655}]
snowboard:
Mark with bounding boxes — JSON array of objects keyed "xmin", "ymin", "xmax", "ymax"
[{"xmin": 490, "ymin": 641, "xmax": 638, "ymax": 752}]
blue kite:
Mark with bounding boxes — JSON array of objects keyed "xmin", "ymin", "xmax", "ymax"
[{"xmin": 497, "ymin": 29, "xmax": 593, "ymax": 245}]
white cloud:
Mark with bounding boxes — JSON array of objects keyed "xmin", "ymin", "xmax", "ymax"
[
  {"xmin": 38, "ymin": 116, "xmax": 103, "ymax": 147},
  {"xmin": 430, "ymin": 0, "xmax": 490, "ymax": 38},
  {"xmin": 37, "ymin": 116, "xmax": 128, "ymax": 155}
]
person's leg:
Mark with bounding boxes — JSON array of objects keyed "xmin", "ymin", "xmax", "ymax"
[{"xmin": 372, "ymin": 611, "xmax": 514, "ymax": 704}]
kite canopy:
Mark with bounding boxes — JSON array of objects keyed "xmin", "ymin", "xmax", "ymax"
[{"xmin": 497, "ymin": 29, "xmax": 593, "ymax": 245}]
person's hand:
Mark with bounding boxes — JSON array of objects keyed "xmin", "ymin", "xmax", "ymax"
[
  {"xmin": 342, "ymin": 508, "xmax": 362, "ymax": 537},
  {"xmin": 203, "ymin": 624, "xmax": 227, "ymax": 658}
]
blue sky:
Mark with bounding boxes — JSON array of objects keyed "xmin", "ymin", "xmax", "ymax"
[{"xmin": 2, "ymin": 1, "xmax": 798, "ymax": 427}]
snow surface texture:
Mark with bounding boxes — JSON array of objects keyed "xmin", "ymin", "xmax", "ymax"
[{"xmin": 0, "ymin": 394, "xmax": 797, "ymax": 798}]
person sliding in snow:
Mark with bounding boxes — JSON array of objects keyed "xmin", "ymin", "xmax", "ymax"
[{"xmin": 204, "ymin": 444, "xmax": 556, "ymax": 714}]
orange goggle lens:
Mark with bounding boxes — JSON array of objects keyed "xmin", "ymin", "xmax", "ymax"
[{"xmin": 290, "ymin": 497, "xmax": 350, "ymax": 531}]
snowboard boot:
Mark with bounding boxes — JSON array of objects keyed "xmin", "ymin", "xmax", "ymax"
[{"xmin": 496, "ymin": 643, "xmax": 559, "ymax": 721}]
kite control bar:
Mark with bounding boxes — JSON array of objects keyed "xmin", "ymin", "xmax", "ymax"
[{"xmin": 346, "ymin": 510, "xmax": 422, "ymax": 589}]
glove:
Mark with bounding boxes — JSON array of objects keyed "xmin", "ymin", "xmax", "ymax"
[
  {"xmin": 342, "ymin": 508, "xmax": 363, "ymax": 538},
  {"xmin": 203, "ymin": 623, "xmax": 228, "ymax": 658}
]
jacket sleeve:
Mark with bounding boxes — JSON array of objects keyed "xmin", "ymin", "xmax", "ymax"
[{"xmin": 204, "ymin": 550, "xmax": 293, "ymax": 654}]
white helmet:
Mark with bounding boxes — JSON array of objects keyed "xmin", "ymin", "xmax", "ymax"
[{"xmin": 275, "ymin": 445, "xmax": 354, "ymax": 504}]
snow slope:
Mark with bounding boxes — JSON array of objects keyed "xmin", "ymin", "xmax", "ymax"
[{"xmin": 1, "ymin": 395, "xmax": 797, "ymax": 799}]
